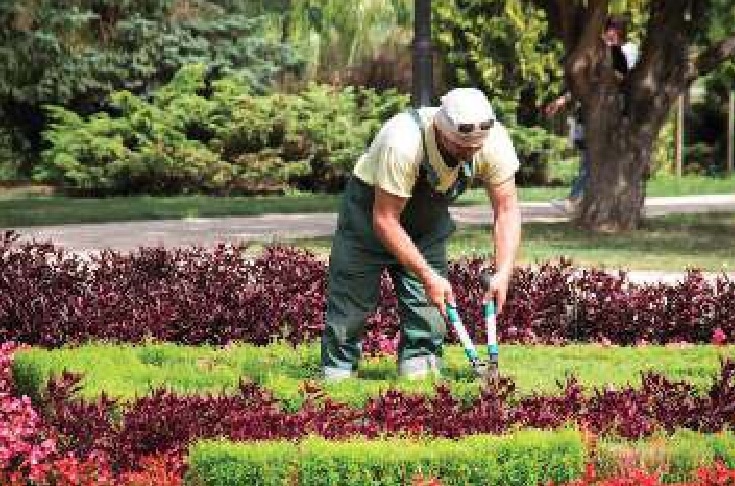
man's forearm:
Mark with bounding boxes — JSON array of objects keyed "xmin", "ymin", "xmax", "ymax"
[
  {"xmin": 374, "ymin": 216, "xmax": 435, "ymax": 282},
  {"xmin": 493, "ymin": 203, "xmax": 521, "ymax": 277},
  {"xmin": 372, "ymin": 185, "xmax": 455, "ymax": 314}
]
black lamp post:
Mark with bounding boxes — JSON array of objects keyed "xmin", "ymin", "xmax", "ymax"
[{"xmin": 412, "ymin": 0, "xmax": 433, "ymax": 107}]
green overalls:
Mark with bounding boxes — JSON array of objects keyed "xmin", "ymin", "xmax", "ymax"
[{"xmin": 321, "ymin": 110, "xmax": 473, "ymax": 375}]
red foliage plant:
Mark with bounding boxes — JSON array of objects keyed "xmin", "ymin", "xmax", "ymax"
[
  {"xmin": 549, "ymin": 462, "xmax": 735, "ymax": 486},
  {"xmin": 2, "ymin": 232, "xmax": 734, "ymax": 350},
  {"xmin": 1, "ymin": 341, "xmax": 183, "ymax": 486}
]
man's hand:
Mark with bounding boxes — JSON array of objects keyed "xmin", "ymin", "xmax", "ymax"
[
  {"xmin": 422, "ymin": 270, "xmax": 454, "ymax": 318},
  {"xmin": 482, "ymin": 269, "xmax": 511, "ymax": 311}
]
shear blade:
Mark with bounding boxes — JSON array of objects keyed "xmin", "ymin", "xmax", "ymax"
[
  {"xmin": 472, "ymin": 361, "xmax": 491, "ymax": 378},
  {"xmin": 473, "ymin": 361, "xmax": 500, "ymax": 386}
]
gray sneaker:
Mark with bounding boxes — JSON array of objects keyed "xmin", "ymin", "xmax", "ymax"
[
  {"xmin": 322, "ymin": 366, "xmax": 356, "ymax": 382},
  {"xmin": 551, "ymin": 198, "xmax": 580, "ymax": 215},
  {"xmin": 398, "ymin": 355, "xmax": 442, "ymax": 380}
]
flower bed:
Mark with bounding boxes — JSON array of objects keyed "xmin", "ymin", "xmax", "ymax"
[
  {"xmin": 2, "ymin": 233, "xmax": 735, "ymax": 484},
  {"xmin": 4, "ymin": 340, "xmax": 735, "ymax": 484},
  {"xmin": 7, "ymin": 342, "xmax": 735, "ymax": 475},
  {"xmin": 1, "ymin": 232, "xmax": 733, "ymax": 349},
  {"xmin": 1, "ymin": 343, "xmax": 182, "ymax": 485}
]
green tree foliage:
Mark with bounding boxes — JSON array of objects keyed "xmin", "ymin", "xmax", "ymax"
[
  {"xmin": 429, "ymin": 1, "xmax": 569, "ymax": 184},
  {"xmin": 695, "ymin": 1, "xmax": 735, "ymax": 173},
  {"xmin": 192, "ymin": 0, "xmax": 415, "ymax": 86},
  {"xmin": 432, "ymin": 0, "xmax": 564, "ymax": 126},
  {"xmin": 0, "ymin": 126, "xmax": 21, "ymax": 179},
  {"xmin": 277, "ymin": 0, "xmax": 414, "ymax": 81},
  {"xmin": 0, "ymin": 1, "xmax": 302, "ymax": 105},
  {"xmin": 36, "ymin": 65, "xmax": 409, "ymax": 195},
  {"xmin": 0, "ymin": 0, "xmax": 303, "ymax": 178}
]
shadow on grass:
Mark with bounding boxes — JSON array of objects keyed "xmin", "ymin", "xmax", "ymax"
[
  {"xmin": 529, "ymin": 213, "xmax": 734, "ymax": 252},
  {"xmin": 450, "ymin": 212, "xmax": 735, "ymax": 271},
  {"xmin": 254, "ymin": 212, "xmax": 735, "ymax": 271}
]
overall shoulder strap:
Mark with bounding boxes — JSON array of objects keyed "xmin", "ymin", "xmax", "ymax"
[{"xmin": 408, "ymin": 108, "xmax": 440, "ymax": 187}]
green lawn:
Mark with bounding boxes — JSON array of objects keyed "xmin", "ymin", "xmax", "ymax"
[
  {"xmin": 4, "ymin": 176, "xmax": 733, "ymax": 272},
  {"xmin": 1, "ymin": 174, "xmax": 732, "ymax": 227},
  {"xmin": 459, "ymin": 173, "xmax": 735, "ymax": 204},
  {"xmin": 295, "ymin": 212, "xmax": 735, "ymax": 272},
  {"xmin": 0, "ymin": 192, "xmax": 344, "ymax": 227},
  {"xmin": 13, "ymin": 342, "xmax": 735, "ymax": 404},
  {"xmin": 452, "ymin": 212, "xmax": 735, "ymax": 272}
]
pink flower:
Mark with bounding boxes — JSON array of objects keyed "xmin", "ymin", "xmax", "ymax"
[{"xmin": 712, "ymin": 327, "xmax": 727, "ymax": 345}]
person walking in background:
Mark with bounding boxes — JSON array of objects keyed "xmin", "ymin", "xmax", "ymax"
[
  {"xmin": 321, "ymin": 88, "xmax": 522, "ymax": 381},
  {"xmin": 545, "ymin": 15, "xmax": 638, "ymax": 215}
]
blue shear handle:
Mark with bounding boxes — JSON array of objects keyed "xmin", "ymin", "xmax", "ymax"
[
  {"xmin": 482, "ymin": 300, "xmax": 496, "ymax": 318},
  {"xmin": 445, "ymin": 304, "xmax": 479, "ymax": 362}
]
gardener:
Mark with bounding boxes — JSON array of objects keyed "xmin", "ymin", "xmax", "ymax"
[{"xmin": 321, "ymin": 87, "xmax": 521, "ymax": 381}]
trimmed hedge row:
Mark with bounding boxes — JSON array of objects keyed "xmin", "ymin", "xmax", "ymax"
[
  {"xmin": 186, "ymin": 430, "xmax": 586, "ymax": 486},
  {"xmin": 186, "ymin": 430, "xmax": 735, "ymax": 486}
]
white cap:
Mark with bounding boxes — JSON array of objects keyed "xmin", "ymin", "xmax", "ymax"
[
  {"xmin": 440, "ymin": 88, "xmax": 495, "ymax": 126},
  {"xmin": 435, "ymin": 88, "xmax": 495, "ymax": 146}
]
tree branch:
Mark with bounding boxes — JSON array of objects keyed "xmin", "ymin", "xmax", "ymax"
[
  {"xmin": 556, "ymin": 0, "xmax": 578, "ymax": 51},
  {"xmin": 533, "ymin": 0, "xmax": 579, "ymax": 53},
  {"xmin": 575, "ymin": 0, "xmax": 607, "ymax": 51},
  {"xmin": 626, "ymin": 2, "xmax": 691, "ymax": 125},
  {"xmin": 695, "ymin": 34, "xmax": 735, "ymax": 79},
  {"xmin": 566, "ymin": 0, "xmax": 608, "ymax": 99}
]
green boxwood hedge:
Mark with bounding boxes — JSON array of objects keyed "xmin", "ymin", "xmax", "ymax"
[{"xmin": 186, "ymin": 430, "xmax": 586, "ymax": 486}]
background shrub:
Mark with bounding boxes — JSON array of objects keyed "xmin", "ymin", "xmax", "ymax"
[
  {"xmin": 35, "ymin": 66, "xmax": 409, "ymax": 195},
  {"xmin": 0, "ymin": 1, "xmax": 303, "ymax": 176}
]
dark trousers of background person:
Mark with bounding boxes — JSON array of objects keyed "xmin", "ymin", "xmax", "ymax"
[{"xmin": 569, "ymin": 141, "xmax": 589, "ymax": 201}]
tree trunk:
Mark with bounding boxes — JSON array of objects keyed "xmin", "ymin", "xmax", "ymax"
[
  {"xmin": 535, "ymin": 1, "xmax": 735, "ymax": 231},
  {"xmin": 558, "ymin": 1, "xmax": 687, "ymax": 231},
  {"xmin": 575, "ymin": 68, "xmax": 669, "ymax": 231},
  {"xmin": 568, "ymin": 38, "xmax": 652, "ymax": 231},
  {"xmin": 580, "ymin": 124, "xmax": 653, "ymax": 231}
]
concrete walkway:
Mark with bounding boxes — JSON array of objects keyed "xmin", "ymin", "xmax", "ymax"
[
  {"xmin": 10, "ymin": 194, "xmax": 735, "ymax": 284},
  {"xmin": 13, "ymin": 194, "xmax": 735, "ymax": 253}
]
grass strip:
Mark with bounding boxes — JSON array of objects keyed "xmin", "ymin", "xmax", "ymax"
[
  {"xmin": 12, "ymin": 343, "xmax": 734, "ymax": 407},
  {"xmin": 295, "ymin": 212, "xmax": 735, "ymax": 272},
  {"xmin": 2, "ymin": 174, "xmax": 732, "ymax": 227}
]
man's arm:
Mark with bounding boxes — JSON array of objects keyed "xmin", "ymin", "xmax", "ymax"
[
  {"xmin": 373, "ymin": 187, "xmax": 454, "ymax": 316},
  {"xmin": 485, "ymin": 177, "xmax": 521, "ymax": 312},
  {"xmin": 544, "ymin": 92, "xmax": 571, "ymax": 117}
]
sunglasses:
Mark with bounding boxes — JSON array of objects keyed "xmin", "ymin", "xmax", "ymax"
[{"xmin": 456, "ymin": 119, "xmax": 495, "ymax": 134}]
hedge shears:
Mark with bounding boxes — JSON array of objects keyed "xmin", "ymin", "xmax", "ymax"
[{"xmin": 445, "ymin": 269, "xmax": 499, "ymax": 380}]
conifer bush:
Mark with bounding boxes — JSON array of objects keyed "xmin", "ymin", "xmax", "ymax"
[{"xmin": 36, "ymin": 66, "xmax": 409, "ymax": 195}]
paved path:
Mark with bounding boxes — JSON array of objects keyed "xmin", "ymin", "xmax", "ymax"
[{"xmin": 13, "ymin": 194, "xmax": 735, "ymax": 253}]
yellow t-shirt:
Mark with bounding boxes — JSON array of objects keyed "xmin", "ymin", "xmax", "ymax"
[{"xmin": 352, "ymin": 107, "xmax": 520, "ymax": 198}]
